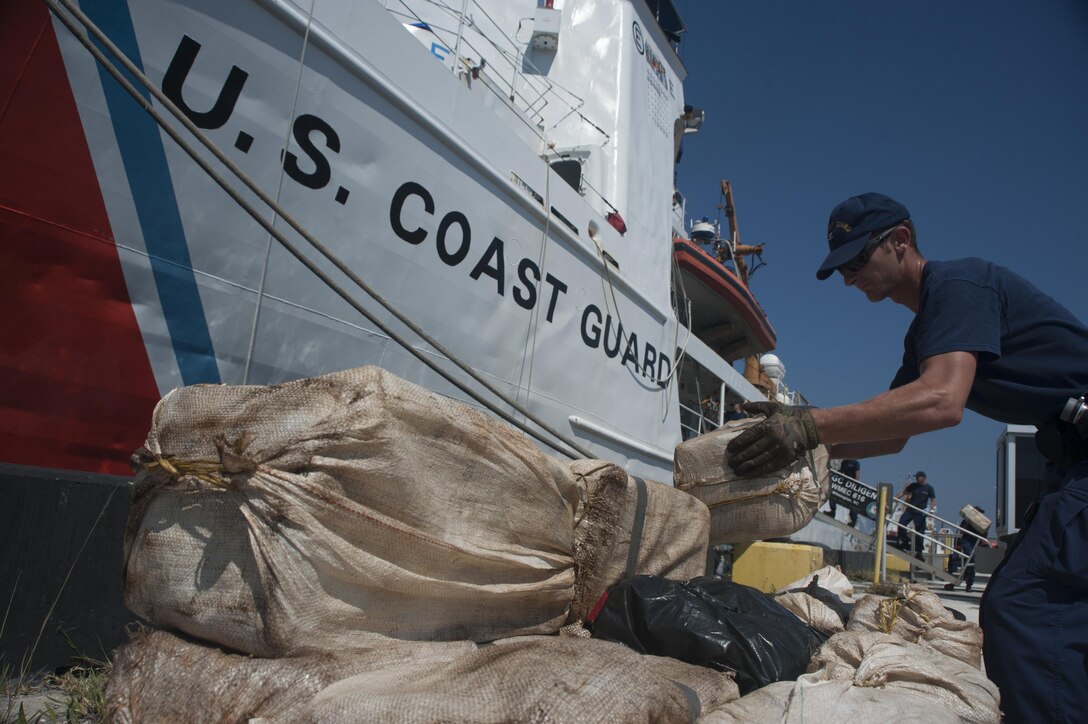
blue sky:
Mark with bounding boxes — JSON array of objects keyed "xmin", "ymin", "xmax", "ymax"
[{"xmin": 673, "ymin": 1, "xmax": 1088, "ymax": 525}]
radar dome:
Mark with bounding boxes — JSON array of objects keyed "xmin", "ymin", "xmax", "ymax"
[
  {"xmin": 759, "ymin": 353, "xmax": 785, "ymax": 380},
  {"xmin": 691, "ymin": 217, "xmax": 716, "ymax": 243}
]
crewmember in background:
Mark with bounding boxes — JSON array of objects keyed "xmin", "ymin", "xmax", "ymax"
[
  {"xmin": 724, "ymin": 402, "xmax": 749, "ymax": 421},
  {"xmin": 946, "ymin": 506, "xmax": 989, "ymax": 593},
  {"xmin": 894, "ymin": 471, "xmax": 935, "ymax": 559},
  {"xmin": 723, "ymin": 192, "xmax": 1088, "ymax": 722}
]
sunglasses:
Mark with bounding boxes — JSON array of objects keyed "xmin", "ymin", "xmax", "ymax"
[{"xmin": 838, "ymin": 225, "xmax": 899, "ymax": 277}]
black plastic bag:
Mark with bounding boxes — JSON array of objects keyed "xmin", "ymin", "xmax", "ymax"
[
  {"xmin": 588, "ymin": 575, "xmax": 828, "ymax": 694},
  {"xmin": 946, "ymin": 606, "xmax": 967, "ymax": 621},
  {"xmin": 784, "ymin": 574, "xmax": 855, "ymax": 625}
]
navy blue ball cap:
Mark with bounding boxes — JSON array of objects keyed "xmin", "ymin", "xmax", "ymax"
[{"xmin": 817, "ymin": 192, "xmax": 910, "ymax": 280}]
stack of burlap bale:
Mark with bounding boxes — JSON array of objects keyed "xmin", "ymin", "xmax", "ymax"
[
  {"xmin": 671, "ymin": 421, "xmax": 999, "ymax": 720},
  {"xmin": 106, "ymin": 366, "xmax": 737, "ymax": 722},
  {"xmin": 695, "ymin": 573, "xmax": 999, "ymax": 719},
  {"xmin": 106, "ymin": 368, "xmax": 999, "ymax": 721},
  {"xmin": 673, "ymin": 418, "xmax": 830, "ymax": 543}
]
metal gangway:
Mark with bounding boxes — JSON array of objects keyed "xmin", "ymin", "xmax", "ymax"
[{"xmin": 815, "ymin": 471, "xmax": 992, "ymax": 585}]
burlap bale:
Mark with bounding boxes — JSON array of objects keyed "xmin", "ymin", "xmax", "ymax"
[
  {"xmin": 960, "ymin": 504, "xmax": 992, "ymax": 533},
  {"xmin": 805, "ymin": 630, "xmax": 1000, "ymax": 723},
  {"xmin": 703, "ymin": 629, "xmax": 1000, "ymax": 722},
  {"xmin": 567, "ymin": 459, "xmax": 709, "ymax": 623},
  {"xmin": 775, "ymin": 592, "xmax": 845, "ymax": 634},
  {"xmin": 780, "ymin": 565, "xmax": 855, "ymax": 603},
  {"xmin": 104, "ymin": 629, "xmax": 474, "ymax": 724},
  {"xmin": 307, "ymin": 635, "xmax": 739, "ymax": 722},
  {"xmin": 673, "ymin": 419, "xmax": 829, "ymax": 543},
  {"xmin": 846, "ymin": 585, "xmax": 983, "ymax": 668},
  {"xmin": 698, "ymin": 676, "xmax": 961, "ymax": 723},
  {"xmin": 105, "ymin": 629, "xmax": 739, "ymax": 723},
  {"xmin": 805, "ymin": 628, "xmax": 882, "ymax": 681},
  {"xmin": 123, "ymin": 366, "xmax": 580, "ymax": 655},
  {"xmin": 558, "ymin": 622, "xmax": 593, "ymax": 639}
]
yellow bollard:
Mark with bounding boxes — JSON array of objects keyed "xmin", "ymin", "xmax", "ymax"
[{"xmin": 873, "ymin": 483, "xmax": 892, "ymax": 586}]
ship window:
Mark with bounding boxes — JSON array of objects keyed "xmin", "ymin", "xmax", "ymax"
[{"xmin": 551, "ymin": 159, "xmax": 582, "ymax": 193}]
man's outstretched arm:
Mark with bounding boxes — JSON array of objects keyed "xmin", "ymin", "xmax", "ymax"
[
  {"xmin": 814, "ymin": 350, "xmax": 977, "ymax": 454},
  {"xmin": 727, "ymin": 351, "xmax": 977, "ymax": 475}
]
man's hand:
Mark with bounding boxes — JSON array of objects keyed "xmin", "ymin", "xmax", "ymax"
[{"xmin": 725, "ymin": 401, "xmax": 821, "ymax": 477}]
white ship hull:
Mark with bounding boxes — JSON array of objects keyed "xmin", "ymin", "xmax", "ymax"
[{"xmin": 1, "ymin": 0, "xmax": 768, "ymax": 480}]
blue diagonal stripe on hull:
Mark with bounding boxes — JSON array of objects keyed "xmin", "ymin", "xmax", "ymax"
[{"xmin": 83, "ymin": 0, "xmax": 221, "ymax": 385}]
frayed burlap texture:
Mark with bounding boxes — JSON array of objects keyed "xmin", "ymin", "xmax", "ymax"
[
  {"xmin": 846, "ymin": 585, "xmax": 984, "ymax": 668},
  {"xmin": 123, "ymin": 366, "xmax": 581, "ymax": 655},
  {"xmin": 104, "ymin": 629, "xmax": 475, "ymax": 724},
  {"xmin": 775, "ymin": 592, "xmax": 845, "ymax": 635},
  {"xmin": 804, "ymin": 630, "xmax": 1000, "ymax": 723},
  {"xmin": 673, "ymin": 419, "xmax": 829, "ymax": 543},
  {"xmin": 105, "ymin": 629, "xmax": 739, "ymax": 723},
  {"xmin": 698, "ymin": 676, "xmax": 963, "ymax": 723},
  {"xmin": 566, "ymin": 459, "xmax": 709, "ymax": 624}
]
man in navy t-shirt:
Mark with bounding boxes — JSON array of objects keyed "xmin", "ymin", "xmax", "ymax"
[
  {"xmin": 895, "ymin": 471, "xmax": 935, "ymax": 558},
  {"xmin": 724, "ymin": 192, "xmax": 1088, "ymax": 722}
]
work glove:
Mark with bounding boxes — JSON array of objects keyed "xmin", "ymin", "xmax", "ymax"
[{"xmin": 725, "ymin": 401, "xmax": 820, "ymax": 477}]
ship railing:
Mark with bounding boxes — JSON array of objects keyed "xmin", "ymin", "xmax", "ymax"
[
  {"xmin": 679, "ymin": 400, "xmax": 721, "ymax": 440},
  {"xmin": 382, "ymin": 0, "xmax": 605, "ymax": 145}
]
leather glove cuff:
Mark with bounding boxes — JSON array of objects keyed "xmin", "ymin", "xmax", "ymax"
[{"xmin": 797, "ymin": 408, "xmax": 820, "ymax": 450}]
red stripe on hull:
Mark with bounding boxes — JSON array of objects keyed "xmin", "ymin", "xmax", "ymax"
[{"xmin": 0, "ymin": 0, "xmax": 160, "ymax": 475}]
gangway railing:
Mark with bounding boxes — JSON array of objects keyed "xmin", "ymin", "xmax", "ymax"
[
  {"xmin": 888, "ymin": 494, "xmax": 990, "ymax": 570},
  {"xmin": 813, "ymin": 509, "xmax": 955, "ymax": 582},
  {"xmin": 827, "ymin": 471, "xmax": 991, "ymax": 581}
]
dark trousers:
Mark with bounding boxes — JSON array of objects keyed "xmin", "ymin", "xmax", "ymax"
[
  {"xmin": 948, "ymin": 537, "xmax": 978, "ymax": 587},
  {"xmin": 897, "ymin": 510, "xmax": 927, "ymax": 555},
  {"xmin": 981, "ymin": 460, "xmax": 1088, "ymax": 722},
  {"xmin": 827, "ymin": 501, "xmax": 858, "ymax": 525}
]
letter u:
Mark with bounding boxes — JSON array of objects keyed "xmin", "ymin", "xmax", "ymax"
[{"xmin": 162, "ymin": 35, "xmax": 249, "ymax": 129}]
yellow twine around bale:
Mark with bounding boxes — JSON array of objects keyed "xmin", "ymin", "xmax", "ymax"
[
  {"xmin": 875, "ymin": 590, "xmax": 924, "ymax": 633},
  {"xmin": 138, "ymin": 434, "xmax": 257, "ymax": 489},
  {"xmin": 141, "ymin": 455, "xmax": 232, "ymax": 489}
]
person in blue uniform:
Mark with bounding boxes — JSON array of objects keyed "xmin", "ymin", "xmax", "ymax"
[
  {"xmin": 722, "ymin": 192, "xmax": 1088, "ymax": 722},
  {"xmin": 945, "ymin": 507, "xmax": 989, "ymax": 592},
  {"xmin": 894, "ymin": 471, "xmax": 935, "ymax": 559}
]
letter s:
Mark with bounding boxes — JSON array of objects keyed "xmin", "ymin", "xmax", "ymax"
[
  {"xmin": 283, "ymin": 114, "xmax": 340, "ymax": 189},
  {"xmin": 513, "ymin": 258, "xmax": 540, "ymax": 310}
]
